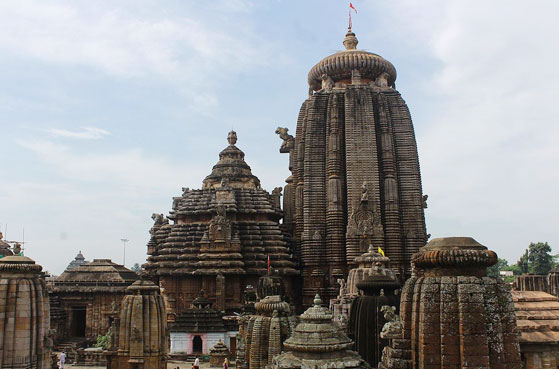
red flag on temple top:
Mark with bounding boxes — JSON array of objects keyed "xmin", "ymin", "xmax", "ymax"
[
  {"xmin": 350, "ymin": 3, "xmax": 358, "ymax": 13},
  {"xmin": 267, "ymin": 254, "xmax": 271, "ymax": 273}
]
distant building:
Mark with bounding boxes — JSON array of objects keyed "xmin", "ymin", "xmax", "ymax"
[
  {"xmin": 65, "ymin": 250, "xmax": 88, "ymax": 271},
  {"xmin": 500, "ymin": 270, "xmax": 514, "ymax": 276}
]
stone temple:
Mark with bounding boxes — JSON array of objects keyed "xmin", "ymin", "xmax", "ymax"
[
  {"xmin": 278, "ymin": 27, "xmax": 428, "ymax": 305},
  {"xmin": 144, "ymin": 131, "xmax": 298, "ymax": 317}
]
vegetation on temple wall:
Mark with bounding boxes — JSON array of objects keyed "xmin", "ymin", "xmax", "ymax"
[{"xmin": 94, "ymin": 330, "xmax": 111, "ymax": 349}]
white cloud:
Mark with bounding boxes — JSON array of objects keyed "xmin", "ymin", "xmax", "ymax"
[
  {"xmin": 45, "ymin": 127, "xmax": 110, "ymax": 140},
  {"xmin": 372, "ymin": 1, "xmax": 559, "ymax": 260}
]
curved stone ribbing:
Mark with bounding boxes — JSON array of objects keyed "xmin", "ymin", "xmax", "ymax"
[
  {"xmin": 379, "ymin": 237, "xmax": 521, "ymax": 369},
  {"xmin": 289, "ymin": 86, "xmax": 426, "ymax": 305},
  {"xmin": 109, "ymin": 280, "xmax": 167, "ymax": 369},
  {"xmin": 0, "ymin": 256, "xmax": 50, "ymax": 369}
]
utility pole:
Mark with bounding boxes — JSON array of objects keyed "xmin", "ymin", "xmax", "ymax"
[{"xmin": 120, "ymin": 238, "xmax": 129, "ymax": 266}]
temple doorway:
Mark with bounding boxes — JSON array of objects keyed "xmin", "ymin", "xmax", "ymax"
[
  {"xmin": 192, "ymin": 335, "xmax": 203, "ymax": 353},
  {"xmin": 229, "ymin": 336, "xmax": 236, "ymax": 356},
  {"xmin": 70, "ymin": 307, "xmax": 86, "ymax": 337}
]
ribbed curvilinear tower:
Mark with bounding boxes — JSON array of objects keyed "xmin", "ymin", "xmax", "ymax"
[{"xmin": 278, "ymin": 28, "xmax": 427, "ymax": 305}]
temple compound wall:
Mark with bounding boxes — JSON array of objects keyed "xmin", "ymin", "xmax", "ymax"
[
  {"xmin": 279, "ymin": 28, "xmax": 427, "ymax": 306},
  {"xmin": 50, "ymin": 258, "xmax": 140, "ymax": 343}
]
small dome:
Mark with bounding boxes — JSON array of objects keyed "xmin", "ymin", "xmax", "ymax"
[{"xmin": 308, "ymin": 30, "xmax": 397, "ymax": 91}]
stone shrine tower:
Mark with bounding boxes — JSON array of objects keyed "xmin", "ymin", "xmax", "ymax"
[
  {"xmin": 0, "ymin": 255, "xmax": 51, "ymax": 369},
  {"xmin": 106, "ymin": 280, "xmax": 167, "ymax": 369},
  {"xmin": 145, "ymin": 131, "xmax": 297, "ymax": 316},
  {"xmin": 279, "ymin": 28, "xmax": 427, "ymax": 305}
]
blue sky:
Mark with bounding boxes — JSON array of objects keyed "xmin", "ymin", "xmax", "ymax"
[{"xmin": 1, "ymin": 0, "xmax": 558, "ymax": 274}]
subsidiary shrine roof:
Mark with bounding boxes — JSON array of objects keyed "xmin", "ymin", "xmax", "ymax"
[
  {"xmin": 512, "ymin": 290, "xmax": 559, "ymax": 344},
  {"xmin": 53, "ymin": 258, "xmax": 140, "ymax": 293}
]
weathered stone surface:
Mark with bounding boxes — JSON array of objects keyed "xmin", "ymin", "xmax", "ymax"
[
  {"xmin": 237, "ymin": 274, "xmax": 297, "ymax": 369},
  {"xmin": 144, "ymin": 132, "xmax": 298, "ymax": 316},
  {"xmin": 281, "ymin": 28, "xmax": 427, "ymax": 306},
  {"xmin": 0, "ymin": 255, "xmax": 51, "ymax": 369},
  {"xmin": 346, "ymin": 246, "xmax": 400, "ymax": 368},
  {"xmin": 268, "ymin": 294, "xmax": 367, "ymax": 369},
  {"xmin": 49, "ymin": 258, "xmax": 140, "ymax": 343},
  {"xmin": 379, "ymin": 237, "xmax": 521, "ymax": 369},
  {"xmin": 105, "ymin": 279, "xmax": 168, "ymax": 369},
  {"xmin": 210, "ymin": 339, "xmax": 230, "ymax": 367},
  {"xmin": 512, "ymin": 290, "xmax": 559, "ymax": 369}
]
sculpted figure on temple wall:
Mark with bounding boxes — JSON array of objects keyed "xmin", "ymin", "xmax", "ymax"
[
  {"xmin": 152, "ymin": 213, "xmax": 168, "ymax": 226},
  {"xmin": 321, "ymin": 74, "xmax": 334, "ymax": 91},
  {"xmin": 275, "ymin": 127, "xmax": 295, "ymax": 153},
  {"xmin": 422, "ymin": 194, "xmax": 428, "ymax": 208},
  {"xmin": 376, "ymin": 72, "xmax": 390, "ymax": 88},
  {"xmin": 380, "ymin": 305, "xmax": 402, "ymax": 339}
]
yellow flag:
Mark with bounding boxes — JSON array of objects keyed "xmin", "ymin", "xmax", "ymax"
[{"xmin": 378, "ymin": 247, "xmax": 385, "ymax": 257}]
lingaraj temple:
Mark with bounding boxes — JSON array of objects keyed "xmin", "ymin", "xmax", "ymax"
[{"xmin": 1, "ymin": 26, "xmax": 556, "ymax": 369}]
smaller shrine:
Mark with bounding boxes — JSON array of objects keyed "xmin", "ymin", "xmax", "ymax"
[
  {"xmin": 237, "ymin": 273, "xmax": 297, "ymax": 369},
  {"xmin": 0, "ymin": 254, "xmax": 51, "ymax": 369},
  {"xmin": 50, "ymin": 258, "xmax": 140, "ymax": 343},
  {"xmin": 106, "ymin": 280, "xmax": 168, "ymax": 369},
  {"xmin": 209, "ymin": 339, "xmax": 230, "ymax": 367},
  {"xmin": 347, "ymin": 246, "xmax": 400, "ymax": 368},
  {"xmin": 65, "ymin": 250, "xmax": 88, "ymax": 271},
  {"xmin": 169, "ymin": 290, "xmax": 238, "ymax": 357},
  {"xmin": 269, "ymin": 294, "xmax": 368, "ymax": 369},
  {"xmin": 378, "ymin": 237, "xmax": 521, "ymax": 369}
]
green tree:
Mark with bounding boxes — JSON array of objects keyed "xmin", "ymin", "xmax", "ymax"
[
  {"xmin": 487, "ymin": 258, "xmax": 509, "ymax": 278},
  {"xmin": 517, "ymin": 249, "xmax": 530, "ymax": 274},
  {"xmin": 131, "ymin": 263, "xmax": 141, "ymax": 273},
  {"xmin": 527, "ymin": 242, "xmax": 553, "ymax": 275}
]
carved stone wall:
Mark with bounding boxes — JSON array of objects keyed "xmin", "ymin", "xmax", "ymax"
[
  {"xmin": 281, "ymin": 29, "xmax": 427, "ymax": 305},
  {"xmin": 106, "ymin": 280, "xmax": 167, "ymax": 369},
  {"xmin": 379, "ymin": 237, "xmax": 522, "ymax": 369},
  {"xmin": 0, "ymin": 255, "xmax": 51, "ymax": 369}
]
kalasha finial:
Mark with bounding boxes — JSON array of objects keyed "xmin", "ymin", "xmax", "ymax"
[
  {"xmin": 343, "ymin": 30, "xmax": 358, "ymax": 50},
  {"xmin": 313, "ymin": 294, "xmax": 322, "ymax": 306},
  {"xmin": 227, "ymin": 130, "xmax": 237, "ymax": 146}
]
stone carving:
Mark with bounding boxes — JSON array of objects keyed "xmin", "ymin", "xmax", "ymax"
[
  {"xmin": 151, "ymin": 213, "xmax": 168, "ymax": 226},
  {"xmin": 208, "ymin": 205, "xmax": 231, "ymax": 242},
  {"xmin": 13, "ymin": 242, "xmax": 21, "ymax": 255},
  {"xmin": 337, "ymin": 278, "xmax": 347, "ymax": 298},
  {"xmin": 351, "ymin": 69, "xmax": 361, "ymax": 84},
  {"xmin": 422, "ymin": 194, "xmax": 428, "ymax": 208},
  {"xmin": 227, "ymin": 130, "xmax": 237, "ymax": 145},
  {"xmin": 379, "ymin": 305, "xmax": 402, "ymax": 339},
  {"xmin": 361, "ymin": 181, "xmax": 369, "ymax": 202},
  {"xmin": 376, "ymin": 72, "xmax": 390, "ymax": 87},
  {"xmin": 182, "ymin": 187, "xmax": 190, "ymax": 195},
  {"xmin": 275, "ymin": 127, "xmax": 295, "ymax": 153},
  {"xmin": 321, "ymin": 73, "xmax": 334, "ymax": 91}
]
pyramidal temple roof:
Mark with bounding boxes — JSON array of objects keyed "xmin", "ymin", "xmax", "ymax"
[
  {"xmin": 308, "ymin": 28, "xmax": 397, "ymax": 91},
  {"xmin": 202, "ymin": 131, "xmax": 260, "ymax": 190},
  {"xmin": 54, "ymin": 258, "xmax": 140, "ymax": 292}
]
